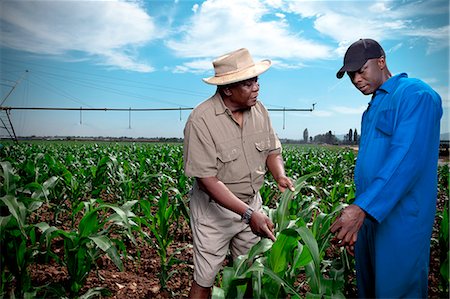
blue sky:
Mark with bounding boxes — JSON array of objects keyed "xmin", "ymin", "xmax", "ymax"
[{"xmin": 1, "ymin": 0, "xmax": 448, "ymax": 140}]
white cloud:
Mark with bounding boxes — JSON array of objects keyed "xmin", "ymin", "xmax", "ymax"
[
  {"xmin": 173, "ymin": 59, "xmax": 212, "ymax": 74},
  {"xmin": 285, "ymin": 0, "xmax": 448, "ymax": 55},
  {"xmin": 168, "ymin": 0, "xmax": 447, "ymax": 74},
  {"xmin": 0, "ymin": 0, "xmax": 159, "ymax": 72},
  {"xmin": 166, "ymin": 0, "xmax": 333, "ymax": 72},
  {"xmin": 331, "ymin": 105, "xmax": 367, "ymax": 115}
]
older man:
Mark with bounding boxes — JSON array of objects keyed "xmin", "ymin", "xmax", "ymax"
[{"xmin": 183, "ymin": 48, "xmax": 293, "ymax": 298}]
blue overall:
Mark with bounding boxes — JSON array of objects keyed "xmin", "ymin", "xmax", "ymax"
[{"xmin": 353, "ymin": 73, "xmax": 442, "ymax": 298}]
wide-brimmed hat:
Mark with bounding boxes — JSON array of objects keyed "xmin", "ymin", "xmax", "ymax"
[
  {"xmin": 336, "ymin": 39, "xmax": 385, "ymax": 79},
  {"xmin": 203, "ymin": 48, "xmax": 271, "ymax": 85}
]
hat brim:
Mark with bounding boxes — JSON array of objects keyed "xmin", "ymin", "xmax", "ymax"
[
  {"xmin": 203, "ymin": 60, "xmax": 271, "ymax": 85},
  {"xmin": 336, "ymin": 60, "xmax": 368, "ymax": 79}
]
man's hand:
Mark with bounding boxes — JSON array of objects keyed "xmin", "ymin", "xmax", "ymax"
[
  {"xmin": 275, "ymin": 175, "xmax": 295, "ymax": 192},
  {"xmin": 330, "ymin": 204, "xmax": 366, "ymax": 248},
  {"xmin": 266, "ymin": 154, "xmax": 294, "ymax": 193},
  {"xmin": 249, "ymin": 211, "xmax": 276, "ymax": 242}
]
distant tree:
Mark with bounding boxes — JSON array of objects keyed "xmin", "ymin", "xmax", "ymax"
[
  {"xmin": 354, "ymin": 129, "xmax": 358, "ymax": 143},
  {"xmin": 348, "ymin": 128, "xmax": 353, "ymax": 142},
  {"xmin": 314, "ymin": 131, "xmax": 339, "ymax": 145},
  {"xmin": 303, "ymin": 128, "xmax": 309, "ymax": 143},
  {"xmin": 309, "ymin": 136, "xmax": 313, "ymax": 143},
  {"xmin": 327, "ymin": 131, "xmax": 333, "ymax": 144}
]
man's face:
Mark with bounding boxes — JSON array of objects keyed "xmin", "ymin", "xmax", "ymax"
[
  {"xmin": 226, "ymin": 77, "xmax": 260, "ymax": 109},
  {"xmin": 347, "ymin": 58, "xmax": 385, "ymax": 95}
]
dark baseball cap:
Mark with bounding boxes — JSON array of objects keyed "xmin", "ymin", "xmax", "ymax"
[{"xmin": 336, "ymin": 38, "xmax": 385, "ymax": 79}]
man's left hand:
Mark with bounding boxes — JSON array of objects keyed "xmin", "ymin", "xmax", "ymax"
[
  {"xmin": 276, "ymin": 175, "xmax": 295, "ymax": 192},
  {"xmin": 330, "ymin": 204, "xmax": 366, "ymax": 247}
]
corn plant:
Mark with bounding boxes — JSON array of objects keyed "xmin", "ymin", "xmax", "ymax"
[
  {"xmin": 36, "ymin": 198, "xmax": 138, "ymax": 297},
  {"xmin": 0, "ymin": 161, "xmax": 57, "ymax": 298},
  {"xmin": 137, "ymin": 189, "xmax": 190, "ymax": 291}
]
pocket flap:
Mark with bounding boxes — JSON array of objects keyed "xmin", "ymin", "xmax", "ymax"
[
  {"xmin": 217, "ymin": 147, "xmax": 240, "ymax": 163},
  {"xmin": 376, "ymin": 110, "xmax": 394, "ymax": 136},
  {"xmin": 255, "ymin": 138, "xmax": 271, "ymax": 152}
]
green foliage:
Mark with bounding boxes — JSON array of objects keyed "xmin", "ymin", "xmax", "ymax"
[
  {"xmin": 0, "ymin": 161, "xmax": 52, "ymax": 298},
  {"xmin": 137, "ymin": 190, "xmax": 190, "ymax": 291},
  {"xmin": 437, "ymin": 164, "xmax": 449, "ymax": 295},
  {"xmin": 214, "ymin": 174, "xmax": 347, "ymax": 299},
  {"xmin": 0, "ymin": 142, "xmax": 447, "ymax": 298},
  {"xmin": 36, "ymin": 199, "xmax": 138, "ymax": 296}
]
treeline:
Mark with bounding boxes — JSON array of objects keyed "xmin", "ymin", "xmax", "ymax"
[{"xmin": 298, "ymin": 128, "xmax": 359, "ymax": 145}]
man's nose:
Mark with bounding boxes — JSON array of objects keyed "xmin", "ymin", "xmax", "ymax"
[{"xmin": 352, "ymin": 73, "xmax": 362, "ymax": 84}]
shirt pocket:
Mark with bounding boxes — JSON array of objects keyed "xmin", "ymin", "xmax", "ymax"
[
  {"xmin": 254, "ymin": 137, "xmax": 272, "ymax": 174},
  {"xmin": 217, "ymin": 145, "xmax": 241, "ymax": 182},
  {"xmin": 375, "ymin": 109, "xmax": 395, "ymax": 138}
]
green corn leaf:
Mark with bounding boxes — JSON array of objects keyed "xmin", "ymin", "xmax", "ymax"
[
  {"xmin": 0, "ymin": 215, "xmax": 12, "ymax": 230},
  {"xmin": 16, "ymin": 238, "xmax": 27, "ymax": 271},
  {"xmin": 90, "ymin": 235, "xmax": 124, "ymax": 271},
  {"xmin": 262, "ymin": 266, "xmax": 302, "ymax": 298},
  {"xmin": 276, "ymin": 173, "xmax": 317, "ymax": 233},
  {"xmin": 297, "ymin": 225, "xmax": 322, "ymax": 293},
  {"xmin": 246, "ymin": 238, "xmax": 272, "ymax": 261},
  {"xmin": 440, "ymin": 206, "xmax": 448, "ymax": 242},
  {"xmin": 31, "ymin": 176, "xmax": 59, "ymax": 201},
  {"xmin": 296, "ymin": 226, "xmax": 320, "ymax": 270},
  {"xmin": 35, "ymin": 222, "xmax": 59, "ymax": 248},
  {"xmin": 212, "ymin": 286, "xmax": 225, "ymax": 299},
  {"xmin": 0, "ymin": 161, "xmax": 17, "ymax": 195},
  {"xmin": 269, "ymin": 229, "xmax": 298, "ymax": 274},
  {"xmin": 440, "ymin": 251, "xmax": 449, "ymax": 281},
  {"xmin": 305, "ymin": 262, "xmax": 320, "ymax": 294},
  {"xmin": 79, "ymin": 209, "xmax": 100, "ymax": 238},
  {"xmin": 293, "ymin": 243, "xmax": 313, "ymax": 268},
  {"xmin": 139, "ymin": 199, "xmax": 152, "ymax": 218},
  {"xmin": 1, "ymin": 195, "xmax": 27, "ymax": 236},
  {"xmin": 89, "ymin": 235, "xmax": 111, "ymax": 251}
]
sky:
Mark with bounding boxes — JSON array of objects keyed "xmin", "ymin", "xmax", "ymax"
[{"xmin": 0, "ymin": 0, "xmax": 449, "ymax": 140}]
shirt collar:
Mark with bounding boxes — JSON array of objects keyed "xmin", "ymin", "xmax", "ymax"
[
  {"xmin": 212, "ymin": 92, "xmax": 230, "ymax": 116},
  {"xmin": 212, "ymin": 91, "xmax": 253, "ymax": 119},
  {"xmin": 376, "ymin": 72, "xmax": 408, "ymax": 95}
]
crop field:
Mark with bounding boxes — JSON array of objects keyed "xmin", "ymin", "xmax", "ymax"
[{"xmin": 1, "ymin": 141, "xmax": 448, "ymax": 298}]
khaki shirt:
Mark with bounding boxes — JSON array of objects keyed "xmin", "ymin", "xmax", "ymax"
[{"xmin": 183, "ymin": 92, "xmax": 281, "ymax": 200}]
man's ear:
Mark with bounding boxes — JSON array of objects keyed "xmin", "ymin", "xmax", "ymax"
[
  {"xmin": 223, "ymin": 87, "xmax": 233, "ymax": 96},
  {"xmin": 378, "ymin": 56, "xmax": 386, "ymax": 70}
]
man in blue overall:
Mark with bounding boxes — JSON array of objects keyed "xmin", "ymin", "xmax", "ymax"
[{"xmin": 330, "ymin": 38, "xmax": 443, "ymax": 298}]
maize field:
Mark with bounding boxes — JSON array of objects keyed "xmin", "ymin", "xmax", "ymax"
[{"xmin": 0, "ymin": 141, "xmax": 448, "ymax": 298}]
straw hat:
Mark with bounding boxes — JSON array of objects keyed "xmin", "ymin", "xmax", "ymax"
[{"xmin": 203, "ymin": 48, "xmax": 271, "ymax": 85}]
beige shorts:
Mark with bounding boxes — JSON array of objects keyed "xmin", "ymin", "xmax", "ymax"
[{"xmin": 189, "ymin": 182, "xmax": 262, "ymax": 288}]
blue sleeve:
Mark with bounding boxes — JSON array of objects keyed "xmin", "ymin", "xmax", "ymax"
[{"xmin": 354, "ymin": 89, "xmax": 442, "ymax": 222}]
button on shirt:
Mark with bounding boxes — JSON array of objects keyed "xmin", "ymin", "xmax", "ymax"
[{"xmin": 184, "ymin": 92, "xmax": 281, "ymax": 200}]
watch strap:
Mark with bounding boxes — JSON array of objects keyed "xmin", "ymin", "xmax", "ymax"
[{"xmin": 242, "ymin": 207, "xmax": 254, "ymax": 224}]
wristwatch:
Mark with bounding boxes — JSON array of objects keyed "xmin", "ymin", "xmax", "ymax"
[{"xmin": 241, "ymin": 207, "xmax": 254, "ymax": 224}]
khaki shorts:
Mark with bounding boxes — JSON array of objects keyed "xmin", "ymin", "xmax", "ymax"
[{"xmin": 189, "ymin": 182, "xmax": 262, "ymax": 288}]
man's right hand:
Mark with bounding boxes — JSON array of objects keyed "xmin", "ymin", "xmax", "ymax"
[{"xmin": 249, "ymin": 211, "xmax": 276, "ymax": 242}]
